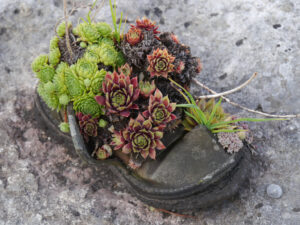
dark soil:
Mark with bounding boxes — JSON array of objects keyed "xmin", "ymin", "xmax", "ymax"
[{"xmin": 58, "ymin": 28, "xmax": 86, "ymax": 65}]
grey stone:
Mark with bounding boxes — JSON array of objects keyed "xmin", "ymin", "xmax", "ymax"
[
  {"xmin": 267, "ymin": 184, "xmax": 283, "ymax": 199},
  {"xmin": 136, "ymin": 126, "xmax": 237, "ymax": 188}
]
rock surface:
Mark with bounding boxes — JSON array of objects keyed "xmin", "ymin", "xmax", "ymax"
[{"xmin": 0, "ymin": 0, "xmax": 300, "ymax": 224}]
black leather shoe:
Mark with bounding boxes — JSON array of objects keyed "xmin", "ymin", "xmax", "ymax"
[{"xmin": 35, "ymin": 89, "xmax": 250, "ymax": 212}]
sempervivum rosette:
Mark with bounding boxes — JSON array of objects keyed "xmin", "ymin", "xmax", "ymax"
[
  {"xmin": 139, "ymin": 80, "xmax": 156, "ymax": 98},
  {"xmin": 147, "ymin": 48, "xmax": 175, "ymax": 78},
  {"xmin": 111, "ymin": 114, "xmax": 165, "ymax": 159},
  {"xmin": 76, "ymin": 112, "xmax": 98, "ymax": 142},
  {"xmin": 135, "ymin": 17, "xmax": 160, "ymax": 39},
  {"xmin": 126, "ymin": 27, "xmax": 144, "ymax": 46},
  {"xmin": 95, "ymin": 71, "xmax": 140, "ymax": 117},
  {"xmin": 143, "ymin": 89, "xmax": 176, "ymax": 127}
]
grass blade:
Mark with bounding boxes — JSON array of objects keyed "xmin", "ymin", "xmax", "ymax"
[
  {"xmin": 210, "ymin": 117, "xmax": 286, "ymax": 129},
  {"xmin": 208, "ymin": 98, "xmax": 222, "ymax": 124},
  {"xmin": 212, "ymin": 129, "xmax": 246, "ymax": 133},
  {"xmin": 176, "ymin": 104, "xmax": 197, "ymax": 108},
  {"xmin": 118, "ymin": 12, "xmax": 123, "ymax": 32},
  {"xmin": 185, "ymin": 111, "xmax": 202, "ymax": 125}
]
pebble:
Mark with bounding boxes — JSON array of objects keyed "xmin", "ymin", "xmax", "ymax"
[{"xmin": 266, "ymin": 184, "xmax": 283, "ymax": 199}]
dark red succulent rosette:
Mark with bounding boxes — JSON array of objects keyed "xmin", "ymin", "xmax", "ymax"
[
  {"xmin": 135, "ymin": 17, "xmax": 160, "ymax": 39},
  {"xmin": 76, "ymin": 112, "xmax": 98, "ymax": 142},
  {"xmin": 143, "ymin": 89, "xmax": 176, "ymax": 128},
  {"xmin": 95, "ymin": 71, "xmax": 140, "ymax": 117},
  {"xmin": 111, "ymin": 114, "xmax": 165, "ymax": 159}
]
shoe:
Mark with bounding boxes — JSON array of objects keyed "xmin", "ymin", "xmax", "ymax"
[{"xmin": 66, "ymin": 101, "xmax": 250, "ymax": 212}]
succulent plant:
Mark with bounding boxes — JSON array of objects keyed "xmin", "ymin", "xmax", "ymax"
[
  {"xmin": 59, "ymin": 122, "xmax": 70, "ymax": 133},
  {"xmin": 83, "ymin": 44, "xmax": 102, "ymax": 63},
  {"xmin": 94, "ymin": 22, "xmax": 112, "ymax": 37},
  {"xmin": 125, "ymin": 27, "xmax": 144, "ymax": 46},
  {"xmin": 111, "ymin": 114, "xmax": 165, "ymax": 159},
  {"xmin": 58, "ymin": 94, "xmax": 70, "ymax": 106},
  {"xmin": 99, "ymin": 43, "xmax": 125, "ymax": 67},
  {"xmin": 196, "ymin": 58, "xmax": 202, "ymax": 73},
  {"xmin": 217, "ymin": 132, "xmax": 244, "ymax": 154},
  {"xmin": 98, "ymin": 119, "xmax": 108, "ymax": 128},
  {"xmin": 75, "ymin": 58, "xmax": 98, "ymax": 80},
  {"xmin": 73, "ymin": 22, "xmax": 100, "ymax": 43},
  {"xmin": 95, "ymin": 71, "xmax": 139, "ymax": 117},
  {"xmin": 37, "ymin": 65, "xmax": 56, "ymax": 83},
  {"xmin": 49, "ymin": 47, "xmax": 61, "ymax": 66},
  {"xmin": 147, "ymin": 48, "xmax": 175, "ymax": 78},
  {"xmin": 96, "ymin": 144, "xmax": 113, "ymax": 160},
  {"xmin": 175, "ymin": 61, "xmax": 185, "ymax": 74},
  {"xmin": 37, "ymin": 82, "xmax": 59, "ymax": 110},
  {"xmin": 83, "ymin": 41, "xmax": 125, "ymax": 67},
  {"xmin": 171, "ymin": 34, "xmax": 180, "ymax": 44},
  {"xmin": 74, "ymin": 92, "xmax": 104, "ymax": 117},
  {"xmin": 90, "ymin": 70, "xmax": 106, "ymax": 94},
  {"xmin": 64, "ymin": 66, "xmax": 85, "ymax": 98},
  {"xmin": 49, "ymin": 36, "xmax": 59, "ymax": 50},
  {"xmin": 31, "ymin": 55, "xmax": 49, "ymax": 73},
  {"xmin": 57, "ymin": 21, "xmax": 71, "ymax": 38},
  {"xmin": 139, "ymin": 80, "xmax": 156, "ymax": 98},
  {"xmin": 128, "ymin": 156, "xmax": 143, "ymax": 169},
  {"xmin": 118, "ymin": 63, "xmax": 132, "ymax": 76},
  {"xmin": 143, "ymin": 89, "xmax": 176, "ymax": 127},
  {"xmin": 135, "ymin": 17, "xmax": 160, "ymax": 37},
  {"xmin": 76, "ymin": 112, "xmax": 99, "ymax": 141}
]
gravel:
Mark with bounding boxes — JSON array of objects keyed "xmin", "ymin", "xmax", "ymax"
[{"xmin": 267, "ymin": 184, "xmax": 283, "ymax": 199}]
